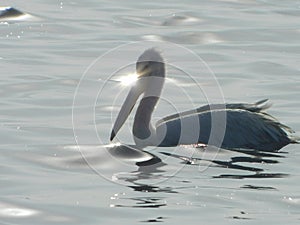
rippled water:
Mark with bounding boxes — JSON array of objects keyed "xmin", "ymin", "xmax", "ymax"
[{"xmin": 1, "ymin": 1, "xmax": 300, "ymax": 224}]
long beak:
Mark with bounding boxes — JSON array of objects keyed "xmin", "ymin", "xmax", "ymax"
[{"xmin": 110, "ymin": 83, "xmax": 143, "ymax": 141}]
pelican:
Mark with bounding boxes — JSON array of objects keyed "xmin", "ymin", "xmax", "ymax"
[{"xmin": 110, "ymin": 48, "xmax": 297, "ymax": 151}]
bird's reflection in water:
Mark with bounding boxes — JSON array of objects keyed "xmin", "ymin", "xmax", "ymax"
[
  {"xmin": 107, "ymin": 143, "xmax": 289, "ymax": 187},
  {"xmin": 92, "ymin": 144, "xmax": 288, "ymax": 209},
  {"xmin": 160, "ymin": 146, "xmax": 288, "ymax": 180},
  {"xmin": 107, "ymin": 144, "xmax": 181, "ymax": 210},
  {"xmin": 108, "ymin": 144, "xmax": 178, "ymax": 194}
]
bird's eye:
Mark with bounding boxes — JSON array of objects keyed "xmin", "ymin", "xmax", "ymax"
[
  {"xmin": 142, "ymin": 64, "xmax": 152, "ymax": 77},
  {"xmin": 143, "ymin": 64, "xmax": 149, "ymax": 71},
  {"xmin": 137, "ymin": 63, "xmax": 149, "ymax": 76}
]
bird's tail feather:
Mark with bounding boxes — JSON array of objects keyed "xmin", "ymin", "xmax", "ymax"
[
  {"xmin": 290, "ymin": 135, "xmax": 300, "ymax": 144},
  {"xmin": 255, "ymin": 99, "xmax": 272, "ymax": 111}
]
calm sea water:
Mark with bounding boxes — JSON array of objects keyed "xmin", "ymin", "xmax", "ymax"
[{"xmin": 1, "ymin": 0, "xmax": 300, "ymax": 224}]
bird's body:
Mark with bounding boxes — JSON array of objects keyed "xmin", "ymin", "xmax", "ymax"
[
  {"xmin": 157, "ymin": 104, "xmax": 292, "ymax": 151},
  {"xmin": 110, "ymin": 49, "xmax": 297, "ymax": 151}
]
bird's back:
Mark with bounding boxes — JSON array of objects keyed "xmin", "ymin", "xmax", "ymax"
[{"xmin": 157, "ymin": 109, "xmax": 293, "ymax": 151}]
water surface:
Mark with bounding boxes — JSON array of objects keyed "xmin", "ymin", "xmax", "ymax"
[{"xmin": 1, "ymin": 1, "xmax": 300, "ymax": 224}]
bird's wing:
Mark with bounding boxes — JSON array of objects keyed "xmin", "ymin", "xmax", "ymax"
[
  {"xmin": 221, "ymin": 110, "xmax": 293, "ymax": 151},
  {"xmin": 225, "ymin": 99, "xmax": 271, "ymax": 113},
  {"xmin": 157, "ymin": 109, "xmax": 294, "ymax": 151},
  {"xmin": 156, "ymin": 99, "xmax": 271, "ymax": 127}
]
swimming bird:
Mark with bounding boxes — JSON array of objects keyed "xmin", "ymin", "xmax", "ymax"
[{"xmin": 110, "ymin": 48, "xmax": 297, "ymax": 151}]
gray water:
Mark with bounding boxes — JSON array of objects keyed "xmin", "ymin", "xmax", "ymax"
[{"xmin": 1, "ymin": 0, "xmax": 300, "ymax": 224}]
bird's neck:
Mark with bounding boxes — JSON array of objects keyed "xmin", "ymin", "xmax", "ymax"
[
  {"xmin": 133, "ymin": 96, "xmax": 158, "ymax": 141},
  {"xmin": 132, "ymin": 75, "xmax": 164, "ymax": 146}
]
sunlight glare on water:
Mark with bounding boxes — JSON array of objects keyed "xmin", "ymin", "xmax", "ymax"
[
  {"xmin": 0, "ymin": 203, "xmax": 39, "ymax": 218},
  {"xmin": 114, "ymin": 73, "xmax": 138, "ymax": 86}
]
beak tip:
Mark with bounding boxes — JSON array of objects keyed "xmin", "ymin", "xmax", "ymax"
[{"xmin": 110, "ymin": 130, "xmax": 116, "ymax": 141}]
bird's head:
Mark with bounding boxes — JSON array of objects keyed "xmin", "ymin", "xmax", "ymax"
[
  {"xmin": 136, "ymin": 48, "xmax": 165, "ymax": 78},
  {"xmin": 110, "ymin": 48, "xmax": 165, "ymax": 142}
]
